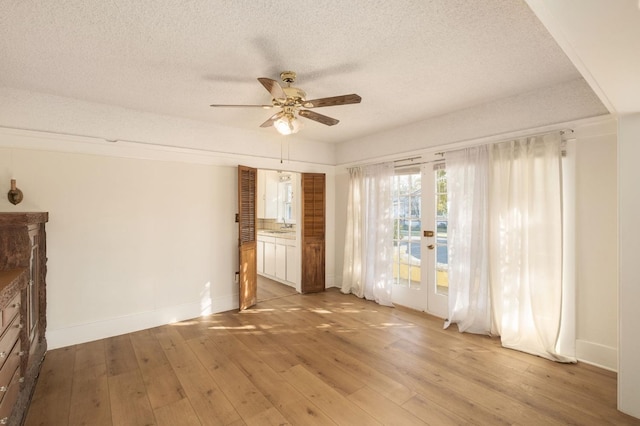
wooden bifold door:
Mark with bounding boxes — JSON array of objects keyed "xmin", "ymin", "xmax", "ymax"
[
  {"xmin": 237, "ymin": 165, "xmax": 257, "ymax": 310},
  {"xmin": 300, "ymin": 173, "xmax": 325, "ymax": 293}
]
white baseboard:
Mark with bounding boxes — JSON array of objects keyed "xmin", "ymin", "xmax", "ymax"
[
  {"xmin": 576, "ymin": 339, "xmax": 617, "ymax": 372},
  {"xmin": 46, "ymin": 294, "xmax": 238, "ymax": 349},
  {"xmin": 325, "ymin": 273, "xmax": 336, "ymax": 288},
  {"xmin": 209, "ymin": 293, "xmax": 238, "ymax": 315}
]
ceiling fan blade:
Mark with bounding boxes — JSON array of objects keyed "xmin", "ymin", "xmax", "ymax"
[
  {"xmin": 260, "ymin": 111, "xmax": 284, "ymax": 128},
  {"xmin": 210, "ymin": 104, "xmax": 273, "ymax": 108},
  {"xmin": 258, "ymin": 77, "xmax": 287, "ymax": 99},
  {"xmin": 302, "ymin": 94, "xmax": 361, "ymax": 108},
  {"xmin": 299, "ymin": 110, "xmax": 339, "ymax": 126}
]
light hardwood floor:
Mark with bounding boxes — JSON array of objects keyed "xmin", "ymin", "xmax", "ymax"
[
  {"xmin": 25, "ymin": 282, "xmax": 639, "ymax": 425},
  {"xmin": 256, "ymin": 276, "xmax": 297, "ymax": 303}
]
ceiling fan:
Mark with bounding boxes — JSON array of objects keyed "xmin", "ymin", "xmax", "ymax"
[{"xmin": 209, "ymin": 71, "xmax": 362, "ymax": 135}]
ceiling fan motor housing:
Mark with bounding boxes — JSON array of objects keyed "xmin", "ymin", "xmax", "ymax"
[{"xmin": 283, "ymin": 86, "xmax": 306, "ymax": 103}]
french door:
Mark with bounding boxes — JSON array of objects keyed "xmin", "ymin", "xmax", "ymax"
[{"xmin": 391, "ymin": 164, "xmax": 448, "ymax": 318}]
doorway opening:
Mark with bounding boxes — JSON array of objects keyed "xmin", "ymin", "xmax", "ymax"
[{"xmin": 256, "ymin": 169, "xmax": 302, "ymax": 293}]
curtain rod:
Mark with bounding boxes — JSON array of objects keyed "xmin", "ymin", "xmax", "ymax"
[
  {"xmin": 348, "ymin": 155, "xmax": 424, "ymax": 171},
  {"xmin": 434, "ymin": 128, "xmax": 574, "ymax": 157},
  {"xmin": 350, "ymin": 157, "xmax": 439, "ymax": 172},
  {"xmin": 394, "ymin": 156, "xmax": 422, "ymax": 163},
  {"xmin": 350, "ymin": 128, "xmax": 573, "ymax": 170}
]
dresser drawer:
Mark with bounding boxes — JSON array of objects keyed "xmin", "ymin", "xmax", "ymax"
[
  {"xmin": 0, "ymin": 366, "xmax": 20, "ymax": 425},
  {"xmin": 0, "ymin": 315, "xmax": 21, "ymax": 371},
  {"xmin": 0, "ymin": 339, "xmax": 20, "ymax": 402},
  {"xmin": 0, "ymin": 293, "xmax": 20, "ymax": 334}
]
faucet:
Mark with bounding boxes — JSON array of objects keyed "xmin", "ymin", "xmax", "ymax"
[{"xmin": 282, "ymin": 217, "xmax": 293, "ymax": 229}]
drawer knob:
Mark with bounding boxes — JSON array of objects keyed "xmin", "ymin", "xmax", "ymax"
[
  {"xmin": 0, "ymin": 386, "xmax": 6, "ymax": 392},
  {"xmin": 12, "ymin": 302, "xmax": 20, "ymax": 309},
  {"xmin": 0, "ymin": 417, "xmax": 7, "ymax": 424},
  {"xmin": 16, "ymin": 323, "xmax": 24, "ymax": 329},
  {"xmin": 0, "ymin": 352, "xmax": 5, "ymax": 358},
  {"xmin": 17, "ymin": 351, "xmax": 25, "ymax": 357}
]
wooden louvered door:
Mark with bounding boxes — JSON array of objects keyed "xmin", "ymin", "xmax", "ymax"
[
  {"xmin": 238, "ymin": 165, "xmax": 257, "ymax": 310},
  {"xmin": 301, "ymin": 173, "xmax": 326, "ymax": 293}
]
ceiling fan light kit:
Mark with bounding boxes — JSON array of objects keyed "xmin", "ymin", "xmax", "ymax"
[
  {"xmin": 274, "ymin": 113, "xmax": 302, "ymax": 135},
  {"xmin": 210, "ymin": 71, "xmax": 361, "ymax": 136}
]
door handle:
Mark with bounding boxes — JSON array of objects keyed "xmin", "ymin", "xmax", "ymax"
[
  {"xmin": 424, "ymin": 230, "xmax": 434, "ymax": 237},
  {"xmin": 427, "ymin": 244, "xmax": 435, "ymax": 250}
]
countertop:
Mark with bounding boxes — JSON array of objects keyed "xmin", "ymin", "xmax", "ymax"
[{"xmin": 257, "ymin": 230, "xmax": 297, "ymax": 240}]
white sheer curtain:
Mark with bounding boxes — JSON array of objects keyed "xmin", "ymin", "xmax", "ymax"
[
  {"xmin": 445, "ymin": 133, "xmax": 575, "ymax": 362},
  {"xmin": 342, "ymin": 162, "xmax": 394, "ymax": 306},
  {"xmin": 490, "ymin": 134, "xmax": 574, "ymax": 362},
  {"xmin": 444, "ymin": 146, "xmax": 491, "ymax": 334}
]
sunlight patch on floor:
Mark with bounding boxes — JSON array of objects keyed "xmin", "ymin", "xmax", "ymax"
[
  {"xmin": 309, "ymin": 308, "xmax": 333, "ymax": 314},
  {"xmin": 208, "ymin": 325, "xmax": 257, "ymax": 330},
  {"xmin": 240, "ymin": 308, "xmax": 275, "ymax": 313}
]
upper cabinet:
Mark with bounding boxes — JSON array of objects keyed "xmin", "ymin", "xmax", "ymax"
[{"xmin": 257, "ymin": 170, "xmax": 279, "ymax": 219}]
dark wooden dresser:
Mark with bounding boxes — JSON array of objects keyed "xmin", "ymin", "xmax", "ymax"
[{"xmin": 0, "ymin": 213, "xmax": 48, "ymax": 425}]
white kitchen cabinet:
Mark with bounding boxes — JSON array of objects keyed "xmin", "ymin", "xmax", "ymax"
[
  {"xmin": 257, "ymin": 240, "xmax": 264, "ymax": 274},
  {"xmin": 286, "ymin": 244, "xmax": 297, "ymax": 283},
  {"xmin": 257, "ymin": 170, "xmax": 279, "ymax": 219},
  {"xmin": 263, "ymin": 239, "xmax": 276, "ymax": 276},
  {"xmin": 275, "ymin": 240, "xmax": 287, "ymax": 281},
  {"xmin": 257, "ymin": 233, "xmax": 297, "ymax": 287}
]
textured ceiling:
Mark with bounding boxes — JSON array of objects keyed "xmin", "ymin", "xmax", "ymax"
[{"xmin": 0, "ymin": 0, "xmax": 604, "ymax": 144}]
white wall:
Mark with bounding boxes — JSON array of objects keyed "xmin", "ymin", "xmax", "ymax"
[
  {"xmin": 0, "ymin": 127, "xmax": 336, "ymax": 349},
  {"xmin": 0, "ymin": 143, "xmax": 236, "ymax": 348},
  {"xmin": 574, "ymin": 121, "xmax": 618, "ymax": 369},
  {"xmin": 618, "ymin": 113, "xmax": 640, "ymax": 418},
  {"xmin": 332, "ymin": 171, "xmax": 349, "ymax": 288}
]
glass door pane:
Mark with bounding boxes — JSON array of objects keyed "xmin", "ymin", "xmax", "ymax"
[
  {"xmin": 435, "ymin": 167, "xmax": 449, "ymax": 296},
  {"xmin": 426, "ymin": 164, "xmax": 448, "ymax": 318},
  {"xmin": 392, "ymin": 172, "xmax": 422, "ymax": 289},
  {"xmin": 391, "ymin": 170, "xmax": 424, "ymax": 310}
]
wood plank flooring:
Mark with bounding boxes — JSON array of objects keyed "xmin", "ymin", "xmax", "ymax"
[
  {"xmin": 256, "ymin": 275, "xmax": 297, "ymax": 302},
  {"xmin": 25, "ymin": 281, "xmax": 640, "ymax": 425}
]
